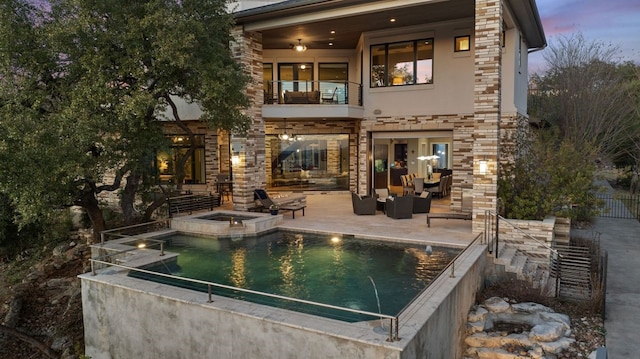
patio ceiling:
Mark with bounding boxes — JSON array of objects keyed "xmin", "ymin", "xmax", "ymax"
[
  {"xmin": 236, "ymin": 0, "xmax": 475, "ymax": 50},
  {"xmin": 234, "ymin": 0, "xmax": 545, "ymax": 50}
]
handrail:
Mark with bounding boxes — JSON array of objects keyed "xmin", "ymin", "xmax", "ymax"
[
  {"xmin": 100, "ymin": 219, "xmax": 171, "ymax": 245},
  {"xmin": 90, "ymin": 256, "xmax": 399, "ymax": 342},
  {"xmin": 265, "ymin": 80, "xmax": 362, "ymax": 106},
  {"xmin": 485, "ymin": 210, "xmax": 562, "ymax": 297}
]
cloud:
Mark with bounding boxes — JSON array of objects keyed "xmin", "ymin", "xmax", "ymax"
[{"xmin": 530, "ymin": 0, "xmax": 640, "ymax": 73}]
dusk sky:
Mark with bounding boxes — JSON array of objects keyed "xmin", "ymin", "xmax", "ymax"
[{"xmin": 530, "ymin": 0, "xmax": 640, "ymax": 74}]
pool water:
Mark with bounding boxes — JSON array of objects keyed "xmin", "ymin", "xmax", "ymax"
[{"xmin": 132, "ymin": 231, "xmax": 459, "ymax": 322}]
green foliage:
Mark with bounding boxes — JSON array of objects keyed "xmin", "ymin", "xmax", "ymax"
[
  {"xmin": 0, "ymin": 0, "xmax": 250, "ymax": 232},
  {"xmin": 499, "ymin": 129, "xmax": 600, "ymax": 221},
  {"xmin": 0, "ymin": 193, "xmax": 73, "ymax": 259}
]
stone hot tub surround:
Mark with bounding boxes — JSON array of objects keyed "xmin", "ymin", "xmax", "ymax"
[{"xmin": 464, "ymin": 297, "xmax": 575, "ymax": 358}]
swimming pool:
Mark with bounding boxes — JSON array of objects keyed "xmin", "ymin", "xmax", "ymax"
[{"xmin": 130, "ymin": 230, "xmax": 460, "ymax": 322}]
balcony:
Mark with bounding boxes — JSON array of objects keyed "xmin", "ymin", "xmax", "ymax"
[{"xmin": 262, "ymin": 80, "xmax": 364, "ymax": 120}]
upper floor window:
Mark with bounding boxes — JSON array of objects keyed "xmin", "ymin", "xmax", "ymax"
[
  {"xmin": 371, "ymin": 38, "xmax": 434, "ymax": 87},
  {"xmin": 454, "ymin": 35, "xmax": 470, "ymax": 52}
]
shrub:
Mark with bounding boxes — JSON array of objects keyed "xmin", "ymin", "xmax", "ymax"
[{"xmin": 499, "ymin": 129, "xmax": 599, "ymax": 221}]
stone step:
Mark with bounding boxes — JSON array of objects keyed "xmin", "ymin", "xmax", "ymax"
[
  {"xmin": 494, "ymin": 246, "xmax": 517, "ymax": 266},
  {"xmin": 508, "ymin": 255, "xmax": 529, "ymax": 279}
]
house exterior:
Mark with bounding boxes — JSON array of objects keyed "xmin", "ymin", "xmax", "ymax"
[{"xmin": 169, "ymin": 0, "xmax": 545, "ymax": 233}]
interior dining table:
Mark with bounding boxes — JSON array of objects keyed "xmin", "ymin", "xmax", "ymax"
[{"xmin": 423, "ymin": 179, "xmax": 440, "ymax": 188}]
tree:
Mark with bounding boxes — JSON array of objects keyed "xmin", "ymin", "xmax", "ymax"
[
  {"xmin": 0, "ymin": 0, "xmax": 251, "ymax": 240},
  {"xmin": 529, "ymin": 33, "xmax": 639, "ymax": 161}
]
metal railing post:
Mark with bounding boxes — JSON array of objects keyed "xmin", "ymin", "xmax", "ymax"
[
  {"xmin": 395, "ymin": 317, "xmax": 399, "ymax": 341},
  {"xmin": 208, "ymin": 284, "xmax": 213, "ymax": 303}
]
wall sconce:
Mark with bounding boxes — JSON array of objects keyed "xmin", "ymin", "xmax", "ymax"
[
  {"xmin": 231, "ymin": 154, "xmax": 240, "ymax": 165},
  {"xmin": 479, "ymin": 158, "xmax": 488, "ymax": 175}
]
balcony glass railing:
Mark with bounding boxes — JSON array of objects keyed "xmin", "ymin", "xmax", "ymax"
[{"xmin": 264, "ymin": 80, "xmax": 362, "ymax": 106}]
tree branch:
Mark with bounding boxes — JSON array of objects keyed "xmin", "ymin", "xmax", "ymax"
[{"xmin": 0, "ymin": 324, "xmax": 58, "ymax": 358}]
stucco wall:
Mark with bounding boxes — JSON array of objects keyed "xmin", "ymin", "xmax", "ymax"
[
  {"xmin": 82, "ymin": 276, "xmax": 402, "ymax": 359},
  {"xmin": 399, "ymin": 243, "xmax": 486, "ymax": 359}
]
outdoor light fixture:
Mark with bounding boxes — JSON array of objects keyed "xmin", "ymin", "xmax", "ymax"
[
  {"xmin": 479, "ymin": 158, "xmax": 488, "ymax": 175},
  {"xmin": 278, "ymin": 119, "xmax": 299, "ymax": 142},
  {"xmin": 231, "ymin": 154, "xmax": 240, "ymax": 165},
  {"xmin": 291, "ymin": 39, "xmax": 307, "ymax": 52}
]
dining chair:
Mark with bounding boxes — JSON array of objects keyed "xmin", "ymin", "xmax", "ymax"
[{"xmin": 413, "ymin": 177, "xmax": 424, "ymax": 194}]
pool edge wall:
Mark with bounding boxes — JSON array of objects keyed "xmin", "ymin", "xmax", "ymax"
[
  {"xmin": 80, "ymin": 244, "xmax": 486, "ymax": 359},
  {"xmin": 398, "ymin": 243, "xmax": 486, "ymax": 359}
]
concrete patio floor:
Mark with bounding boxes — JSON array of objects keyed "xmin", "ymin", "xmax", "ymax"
[{"xmin": 222, "ymin": 192, "xmax": 475, "ymax": 248}]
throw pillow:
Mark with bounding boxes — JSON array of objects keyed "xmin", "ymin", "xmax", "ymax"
[{"xmin": 420, "ymin": 191, "xmax": 429, "ymax": 198}]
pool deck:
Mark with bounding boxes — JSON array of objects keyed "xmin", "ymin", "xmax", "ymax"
[{"xmin": 218, "ymin": 192, "xmax": 474, "ymax": 248}]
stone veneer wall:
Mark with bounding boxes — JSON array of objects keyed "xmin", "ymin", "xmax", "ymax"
[
  {"xmin": 230, "ymin": 28, "xmax": 266, "ymax": 210},
  {"xmin": 161, "ymin": 121, "xmax": 219, "ymax": 189},
  {"xmin": 472, "ymin": 0, "xmax": 503, "ymax": 234},
  {"xmin": 497, "ymin": 216, "xmax": 558, "ymax": 264}
]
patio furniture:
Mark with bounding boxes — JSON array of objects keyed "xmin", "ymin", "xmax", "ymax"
[
  {"xmin": 374, "ymin": 188, "xmax": 392, "ymax": 212},
  {"xmin": 351, "ymin": 192, "xmax": 377, "ymax": 215},
  {"xmin": 254, "ymin": 189, "xmax": 307, "ymax": 218},
  {"xmin": 216, "ymin": 174, "xmax": 233, "ymax": 203},
  {"xmin": 322, "ymin": 87, "xmax": 338, "ymax": 104},
  {"xmin": 283, "ymin": 90, "xmax": 320, "ymax": 104},
  {"xmin": 411, "ymin": 191, "xmax": 432, "ymax": 214},
  {"xmin": 385, "ymin": 196, "xmax": 413, "ymax": 219},
  {"xmin": 426, "ymin": 190, "xmax": 472, "ymax": 227}
]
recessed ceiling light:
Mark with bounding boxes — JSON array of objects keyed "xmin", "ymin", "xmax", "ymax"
[
  {"xmin": 390, "ymin": 18, "xmax": 396, "ymax": 23},
  {"xmin": 329, "ymin": 42, "xmax": 333, "ymax": 46},
  {"xmin": 330, "ymin": 30, "xmax": 336, "ymax": 34}
]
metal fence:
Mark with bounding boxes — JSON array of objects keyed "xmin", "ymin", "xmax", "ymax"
[{"xmin": 596, "ymin": 193, "xmax": 640, "ymax": 220}]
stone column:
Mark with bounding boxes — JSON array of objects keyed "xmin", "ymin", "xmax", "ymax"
[
  {"xmin": 230, "ymin": 28, "xmax": 265, "ymax": 210},
  {"xmin": 473, "ymin": 0, "xmax": 502, "ymax": 234}
]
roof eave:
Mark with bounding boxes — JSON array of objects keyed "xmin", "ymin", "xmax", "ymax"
[{"xmin": 506, "ymin": 0, "xmax": 547, "ymax": 49}]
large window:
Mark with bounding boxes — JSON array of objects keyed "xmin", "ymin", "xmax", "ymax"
[
  {"xmin": 278, "ymin": 63, "xmax": 314, "ymax": 92},
  {"xmin": 156, "ymin": 135, "xmax": 206, "ymax": 184},
  {"xmin": 267, "ymin": 134, "xmax": 349, "ymax": 191},
  {"xmin": 370, "ymin": 38, "xmax": 434, "ymax": 87},
  {"xmin": 264, "ymin": 63, "xmax": 274, "ymax": 103},
  {"xmin": 319, "ymin": 63, "xmax": 348, "ymax": 104}
]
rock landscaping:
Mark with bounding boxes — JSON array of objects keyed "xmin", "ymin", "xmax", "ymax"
[{"xmin": 465, "ymin": 297, "xmax": 577, "ymax": 359}]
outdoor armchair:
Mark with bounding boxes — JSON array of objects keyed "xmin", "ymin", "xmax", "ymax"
[
  {"xmin": 385, "ymin": 196, "xmax": 413, "ymax": 219},
  {"xmin": 351, "ymin": 192, "xmax": 377, "ymax": 215},
  {"xmin": 412, "ymin": 191, "xmax": 432, "ymax": 213}
]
